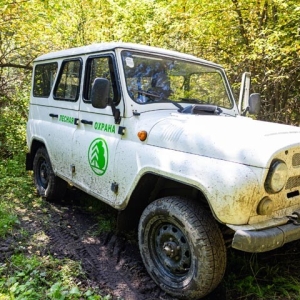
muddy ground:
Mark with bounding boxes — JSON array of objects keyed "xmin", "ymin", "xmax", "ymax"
[
  {"xmin": 0, "ymin": 188, "xmax": 228, "ymax": 300},
  {"xmin": 3, "ymin": 184, "xmax": 300, "ymax": 300}
]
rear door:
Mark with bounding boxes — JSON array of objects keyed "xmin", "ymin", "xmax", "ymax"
[{"xmin": 29, "ymin": 58, "xmax": 82, "ymax": 181}]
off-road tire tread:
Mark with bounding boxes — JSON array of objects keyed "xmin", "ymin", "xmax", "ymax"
[
  {"xmin": 33, "ymin": 147, "xmax": 67, "ymax": 202},
  {"xmin": 138, "ymin": 196, "xmax": 226, "ymax": 300}
]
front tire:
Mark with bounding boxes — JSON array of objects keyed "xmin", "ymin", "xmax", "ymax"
[
  {"xmin": 138, "ymin": 196, "xmax": 226, "ymax": 299},
  {"xmin": 33, "ymin": 147, "xmax": 67, "ymax": 202}
]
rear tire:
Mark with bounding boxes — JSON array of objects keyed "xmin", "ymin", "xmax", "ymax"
[
  {"xmin": 138, "ymin": 196, "xmax": 226, "ymax": 299},
  {"xmin": 33, "ymin": 147, "xmax": 67, "ymax": 202}
]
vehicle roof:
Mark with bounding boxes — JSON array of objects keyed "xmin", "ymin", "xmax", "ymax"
[{"xmin": 34, "ymin": 42, "xmax": 222, "ymax": 68}]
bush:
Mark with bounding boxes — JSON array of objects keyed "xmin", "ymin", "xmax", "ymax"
[{"xmin": 0, "ymin": 86, "xmax": 29, "ymax": 159}]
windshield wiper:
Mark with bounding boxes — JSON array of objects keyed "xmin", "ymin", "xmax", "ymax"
[
  {"xmin": 158, "ymin": 98, "xmax": 184, "ymax": 111},
  {"xmin": 132, "ymin": 89, "xmax": 184, "ymax": 111}
]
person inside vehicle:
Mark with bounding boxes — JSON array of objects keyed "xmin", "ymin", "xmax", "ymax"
[{"xmin": 147, "ymin": 68, "xmax": 172, "ymax": 101}]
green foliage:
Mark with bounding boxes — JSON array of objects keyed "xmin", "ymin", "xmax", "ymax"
[
  {"xmin": 1, "ymin": 0, "xmax": 299, "ymax": 127},
  {"xmin": 226, "ymin": 250, "xmax": 300, "ymax": 299},
  {"xmin": 0, "ymin": 209, "xmax": 18, "ymax": 238},
  {"xmin": 0, "ymin": 87, "xmax": 29, "ymax": 159},
  {"xmin": 0, "ymin": 157, "xmax": 28, "ymax": 238},
  {"xmin": 0, "ymin": 254, "xmax": 105, "ymax": 300},
  {"xmin": 0, "ymin": 156, "xmax": 111, "ymax": 299}
]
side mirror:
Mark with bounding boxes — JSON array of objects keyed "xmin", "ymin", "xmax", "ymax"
[
  {"xmin": 90, "ymin": 77, "xmax": 121, "ymax": 124},
  {"xmin": 238, "ymin": 72, "xmax": 251, "ymax": 114},
  {"xmin": 91, "ymin": 78, "xmax": 109, "ymax": 109},
  {"xmin": 248, "ymin": 93, "xmax": 261, "ymax": 115}
]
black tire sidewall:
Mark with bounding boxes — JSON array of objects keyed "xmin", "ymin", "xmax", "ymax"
[
  {"xmin": 138, "ymin": 196, "xmax": 226, "ymax": 299},
  {"xmin": 33, "ymin": 147, "xmax": 51, "ymax": 197},
  {"xmin": 32, "ymin": 147, "xmax": 66, "ymax": 201}
]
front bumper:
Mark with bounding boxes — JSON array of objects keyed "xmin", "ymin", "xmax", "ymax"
[{"xmin": 232, "ymin": 221, "xmax": 300, "ymax": 252}]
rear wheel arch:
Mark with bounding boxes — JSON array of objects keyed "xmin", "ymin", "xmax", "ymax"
[{"xmin": 26, "ymin": 139, "xmax": 46, "ymax": 170}]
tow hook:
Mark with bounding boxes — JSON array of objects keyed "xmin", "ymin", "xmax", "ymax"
[{"xmin": 288, "ymin": 211, "xmax": 300, "ymax": 225}]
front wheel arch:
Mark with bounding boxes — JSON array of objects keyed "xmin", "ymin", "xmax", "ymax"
[{"xmin": 138, "ymin": 196, "xmax": 226, "ymax": 299}]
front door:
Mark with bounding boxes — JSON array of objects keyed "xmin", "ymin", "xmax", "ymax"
[{"xmin": 71, "ymin": 53, "xmax": 123, "ymax": 205}]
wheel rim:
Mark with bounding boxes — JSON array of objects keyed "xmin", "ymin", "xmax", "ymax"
[
  {"xmin": 37, "ymin": 157, "xmax": 50, "ymax": 189},
  {"xmin": 149, "ymin": 220, "xmax": 192, "ymax": 281}
]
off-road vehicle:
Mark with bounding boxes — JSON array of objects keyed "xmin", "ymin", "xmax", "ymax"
[{"xmin": 26, "ymin": 43, "xmax": 300, "ymax": 299}]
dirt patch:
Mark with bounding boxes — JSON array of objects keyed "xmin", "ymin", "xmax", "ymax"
[
  {"xmin": 0, "ymin": 191, "xmax": 169, "ymax": 299},
  {"xmin": 0, "ymin": 188, "xmax": 226, "ymax": 300},
  {"xmin": 42, "ymin": 206, "xmax": 168, "ymax": 300},
  {"xmin": 3, "ymin": 187, "xmax": 300, "ymax": 299}
]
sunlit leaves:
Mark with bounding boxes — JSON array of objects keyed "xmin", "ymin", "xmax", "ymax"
[{"xmin": 0, "ymin": 0, "xmax": 299, "ymax": 126}]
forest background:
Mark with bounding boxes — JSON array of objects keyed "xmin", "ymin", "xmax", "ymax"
[
  {"xmin": 0, "ymin": 0, "xmax": 299, "ymax": 158},
  {"xmin": 0, "ymin": 0, "xmax": 299, "ymax": 299}
]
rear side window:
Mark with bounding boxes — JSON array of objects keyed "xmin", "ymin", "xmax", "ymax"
[
  {"xmin": 54, "ymin": 59, "xmax": 81, "ymax": 101},
  {"xmin": 33, "ymin": 62, "xmax": 58, "ymax": 97}
]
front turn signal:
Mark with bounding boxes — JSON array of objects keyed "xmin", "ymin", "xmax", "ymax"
[{"xmin": 138, "ymin": 130, "xmax": 147, "ymax": 141}]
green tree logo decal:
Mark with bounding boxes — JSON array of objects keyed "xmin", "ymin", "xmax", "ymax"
[{"xmin": 88, "ymin": 138, "xmax": 109, "ymax": 176}]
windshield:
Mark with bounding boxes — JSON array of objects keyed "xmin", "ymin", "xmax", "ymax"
[{"xmin": 121, "ymin": 50, "xmax": 233, "ymax": 109}]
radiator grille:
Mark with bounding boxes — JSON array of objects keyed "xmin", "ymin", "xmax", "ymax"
[
  {"xmin": 286, "ymin": 175, "xmax": 300, "ymax": 190},
  {"xmin": 292, "ymin": 153, "xmax": 300, "ymax": 167}
]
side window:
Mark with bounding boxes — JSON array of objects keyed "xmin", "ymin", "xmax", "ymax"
[
  {"xmin": 84, "ymin": 56, "xmax": 119, "ymax": 104},
  {"xmin": 54, "ymin": 59, "xmax": 81, "ymax": 101},
  {"xmin": 33, "ymin": 62, "xmax": 58, "ymax": 97}
]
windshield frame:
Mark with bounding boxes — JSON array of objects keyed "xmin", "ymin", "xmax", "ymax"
[{"xmin": 120, "ymin": 50, "xmax": 235, "ymax": 110}]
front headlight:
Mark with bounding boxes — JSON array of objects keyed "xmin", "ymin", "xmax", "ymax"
[{"xmin": 265, "ymin": 160, "xmax": 288, "ymax": 193}]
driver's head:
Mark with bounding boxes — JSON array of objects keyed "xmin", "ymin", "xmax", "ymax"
[{"xmin": 150, "ymin": 68, "xmax": 172, "ymax": 99}]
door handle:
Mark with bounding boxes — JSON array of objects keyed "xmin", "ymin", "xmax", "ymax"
[
  {"xmin": 81, "ymin": 119, "xmax": 93, "ymax": 125},
  {"xmin": 49, "ymin": 113, "xmax": 58, "ymax": 118}
]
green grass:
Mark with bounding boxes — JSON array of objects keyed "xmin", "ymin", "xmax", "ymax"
[
  {"xmin": 0, "ymin": 156, "xmax": 112, "ymax": 300},
  {"xmin": 0, "ymin": 158, "xmax": 25, "ymax": 238},
  {"xmin": 225, "ymin": 250, "xmax": 300, "ymax": 299},
  {"xmin": 0, "ymin": 253, "xmax": 108, "ymax": 300}
]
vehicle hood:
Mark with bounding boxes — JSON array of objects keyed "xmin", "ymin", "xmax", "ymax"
[{"xmin": 147, "ymin": 113, "xmax": 300, "ymax": 168}]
